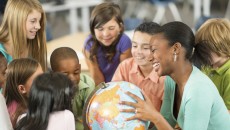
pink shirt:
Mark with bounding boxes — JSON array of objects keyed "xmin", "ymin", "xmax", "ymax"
[
  {"xmin": 7, "ymin": 100, "xmax": 18, "ymax": 124},
  {"xmin": 112, "ymin": 58, "xmax": 165, "ymax": 111}
]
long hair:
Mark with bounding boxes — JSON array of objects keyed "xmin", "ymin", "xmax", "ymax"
[
  {"xmin": 85, "ymin": 2, "xmax": 124, "ymax": 62},
  {"xmin": 0, "ymin": 0, "xmax": 47, "ymax": 71},
  {"xmin": 3, "ymin": 58, "xmax": 40, "ymax": 127},
  {"xmin": 15, "ymin": 72, "xmax": 75, "ymax": 130}
]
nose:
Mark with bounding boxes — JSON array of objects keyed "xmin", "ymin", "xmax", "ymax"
[
  {"xmin": 68, "ymin": 74, "xmax": 75, "ymax": 82},
  {"xmin": 35, "ymin": 22, "xmax": 41, "ymax": 30},
  {"xmin": 147, "ymin": 54, "xmax": 154, "ymax": 63},
  {"xmin": 102, "ymin": 29, "xmax": 109, "ymax": 37}
]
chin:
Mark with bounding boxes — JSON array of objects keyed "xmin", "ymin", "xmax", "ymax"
[{"xmin": 27, "ymin": 36, "xmax": 36, "ymax": 39}]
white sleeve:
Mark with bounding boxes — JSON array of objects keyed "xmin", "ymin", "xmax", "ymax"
[
  {"xmin": 65, "ymin": 110, "xmax": 75, "ymax": 130},
  {"xmin": 0, "ymin": 93, "xmax": 13, "ymax": 130}
]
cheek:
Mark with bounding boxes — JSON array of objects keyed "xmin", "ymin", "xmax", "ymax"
[
  {"xmin": 131, "ymin": 48, "xmax": 136, "ymax": 55},
  {"xmin": 143, "ymin": 50, "xmax": 151, "ymax": 56},
  {"xmin": 94, "ymin": 30, "xmax": 101, "ymax": 38}
]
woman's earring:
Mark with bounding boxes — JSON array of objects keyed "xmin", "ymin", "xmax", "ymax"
[{"xmin": 174, "ymin": 53, "xmax": 177, "ymax": 62}]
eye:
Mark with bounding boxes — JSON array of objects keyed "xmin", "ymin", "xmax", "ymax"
[
  {"xmin": 151, "ymin": 48, "xmax": 157, "ymax": 53},
  {"xmin": 109, "ymin": 26, "xmax": 115, "ymax": 30},
  {"xmin": 132, "ymin": 45, "xmax": 137, "ymax": 48},
  {"xmin": 143, "ymin": 46, "xmax": 150, "ymax": 50},
  {"xmin": 97, "ymin": 27, "xmax": 103, "ymax": 31}
]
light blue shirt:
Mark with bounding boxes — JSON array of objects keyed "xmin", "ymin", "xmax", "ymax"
[
  {"xmin": 0, "ymin": 43, "xmax": 13, "ymax": 63},
  {"xmin": 161, "ymin": 66, "xmax": 230, "ymax": 130}
]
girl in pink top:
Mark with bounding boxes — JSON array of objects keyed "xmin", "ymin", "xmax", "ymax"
[
  {"xmin": 15, "ymin": 72, "xmax": 76, "ymax": 130},
  {"xmin": 3, "ymin": 58, "xmax": 43, "ymax": 128}
]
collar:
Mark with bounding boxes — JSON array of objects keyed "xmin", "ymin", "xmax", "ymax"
[
  {"xmin": 78, "ymin": 76, "xmax": 90, "ymax": 90},
  {"xmin": 206, "ymin": 60, "xmax": 230, "ymax": 75},
  {"xmin": 130, "ymin": 62, "xmax": 159, "ymax": 83}
]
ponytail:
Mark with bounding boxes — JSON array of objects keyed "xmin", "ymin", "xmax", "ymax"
[{"xmin": 191, "ymin": 41, "xmax": 212, "ymax": 69}]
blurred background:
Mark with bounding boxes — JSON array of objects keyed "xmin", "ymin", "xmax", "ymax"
[
  {"xmin": 0, "ymin": 0, "xmax": 229, "ymax": 39},
  {"xmin": 39, "ymin": 0, "xmax": 230, "ymax": 39},
  {"xmin": 0, "ymin": 0, "xmax": 229, "ymax": 72}
]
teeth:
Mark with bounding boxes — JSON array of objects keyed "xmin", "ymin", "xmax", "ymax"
[{"xmin": 153, "ymin": 63, "xmax": 160, "ymax": 68}]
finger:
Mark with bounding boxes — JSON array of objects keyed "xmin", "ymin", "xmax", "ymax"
[
  {"xmin": 120, "ymin": 101, "xmax": 137, "ymax": 108},
  {"xmin": 126, "ymin": 115, "xmax": 137, "ymax": 121},
  {"xmin": 126, "ymin": 91, "xmax": 143, "ymax": 103},
  {"xmin": 120, "ymin": 108, "xmax": 135, "ymax": 113},
  {"xmin": 141, "ymin": 89, "xmax": 151, "ymax": 102}
]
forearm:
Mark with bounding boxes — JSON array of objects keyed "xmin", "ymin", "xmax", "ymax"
[
  {"xmin": 92, "ymin": 72, "xmax": 105, "ymax": 86},
  {"xmin": 150, "ymin": 112, "xmax": 173, "ymax": 130}
]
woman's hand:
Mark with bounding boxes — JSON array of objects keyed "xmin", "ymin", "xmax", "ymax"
[{"xmin": 120, "ymin": 90, "xmax": 159, "ymax": 122}]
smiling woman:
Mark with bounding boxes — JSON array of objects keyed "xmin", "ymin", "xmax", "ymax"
[
  {"xmin": 121, "ymin": 21, "xmax": 230, "ymax": 130},
  {"xmin": 0, "ymin": 0, "xmax": 47, "ymax": 71}
]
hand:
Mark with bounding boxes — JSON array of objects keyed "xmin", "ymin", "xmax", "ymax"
[{"xmin": 120, "ymin": 90, "xmax": 159, "ymax": 122}]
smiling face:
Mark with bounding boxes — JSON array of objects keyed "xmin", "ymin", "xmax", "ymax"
[
  {"xmin": 150, "ymin": 34, "xmax": 174, "ymax": 76},
  {"xmin": 94, "ymin": 18, "xmax": 121, "ymax": 46},
  {"xmin": 26, "ymin": 9, "xmax": 41, "ymax": 39},
  {"xmin": 56, "ymin": 58, "xmax": 81, "ymax": 85},
  {"xmin": 132, "ymin": 31, "xmax": 152, "ymax": 66}
]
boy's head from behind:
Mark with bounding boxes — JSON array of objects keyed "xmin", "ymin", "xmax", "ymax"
[
  {"xmin": 50, "ymin": 47, "xmax": 81, "ymax": 85},
  {"xmin": 0, "ymin": 52, "xmax": 7, "ymax": 88}
]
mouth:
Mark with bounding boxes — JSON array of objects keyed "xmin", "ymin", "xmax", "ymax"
[
  {"xmin": 135, "ymin": 56, "xmax": 145, "ymax": 60},
  {"xmin": 30, "ymin": 31, "xmax": 37, "ymax": 36},
  {"xmin": 152, "ymin": 62, "xmax": 160, "ymax": 72}
]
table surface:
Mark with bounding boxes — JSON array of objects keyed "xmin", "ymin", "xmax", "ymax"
[{"xmin": 47, "ymin": 32, "xmax": 89, "ymax": 72}]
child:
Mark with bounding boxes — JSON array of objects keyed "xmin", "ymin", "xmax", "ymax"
[
  {"xmin": 50, "ymin": 47, "xmax": 95, "ymax": 130},
  {"xmin": 112, "ymin": 22, "xmax": 165, "ymax": 112},
  {"xmin": 15, "ymin": 72, "xmax": 76, "ymax": 130},
  {"xmin": 3, "ymin": 58, "xmax": 43, "ymax": 128},
  {"xmin": 0, "ymin": 52, "xmax": 7, "ymax": 89},
  {"xmin": 83, "ymin": 2, "xmax": 132, "ymax": 86},
  {"xmin": 195, "ymin": 18, "xmax": 230, "ymax": 112},
  {"xmin": 0, "ymin": 0, "xmax": 47, "ymax": 71}
]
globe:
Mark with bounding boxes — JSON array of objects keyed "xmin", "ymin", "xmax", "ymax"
[{"xmin": 84, "ymin": 81, "xmax": 149, "ymax": 130}]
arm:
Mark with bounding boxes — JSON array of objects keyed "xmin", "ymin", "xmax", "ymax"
[
  {"xmin": 84, "ymin": 50, "xmax": 105, "ymax": 86},
  {"xmin": 112, "ymin": 62, "xmax": 126, "ymax": 81},
  {"xmin": 222, "ymin": 73, "xmax": 230, "ymax": 111},
  {"xmin": 120, "ymin": 48, "xmax": 132, "ymax": 62},
  {"xmin": 0, "ymin": 93, "xmax": 13, "ymax": 130}
]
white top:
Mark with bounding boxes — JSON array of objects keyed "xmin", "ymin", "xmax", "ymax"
[
  {"xmin": 19, "ymin": 110, "xmax": 75, "ymax": 130},
  {"xmin": 0, "ymin": 93, "xmax": 13, "ymax": 130},
  {"xmin": 47, "ymin": 110, "xmax": 75, "ymax": 130}
]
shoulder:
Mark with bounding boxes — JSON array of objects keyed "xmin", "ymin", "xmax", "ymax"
[
  {"xmin": 79, "ymin": 74, "xmax": 95, "ymax": 89},
  {"xmin": 84, "ymin": 35, "xmax": 93, "ymax": 50},
  {"xmin": 64, "ymin": 110, "xmax": 74, "ymax": 117},
  {"xmin": 119, "ymin": 58, "xmax": 134, "ymax": 67},
  {"xmin": 117, "ymin": 33, "xmax": 132, "ymax": 45}
]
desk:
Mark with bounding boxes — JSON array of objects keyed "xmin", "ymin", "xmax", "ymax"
[
  {"xmin": 42, "ymin": 0, "xmax": 102, "ymax": 34},
  {"xmin": 47, "ymin": 32, "xmax": 89, "ymax": 72}
]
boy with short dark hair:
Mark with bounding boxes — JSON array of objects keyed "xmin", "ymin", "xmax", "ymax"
[{"xmin": 50, "ymin": 47, "xmax": 95, "ymax": 130}]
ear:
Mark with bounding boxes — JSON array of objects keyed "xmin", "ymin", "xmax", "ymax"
[
  {"xmin": 172, "ymin": 42, "xmax": 182, "ymax": 54},
  {"xmin": 18, "ymin": 85, "xmax": 26, "ymax": 94}
]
